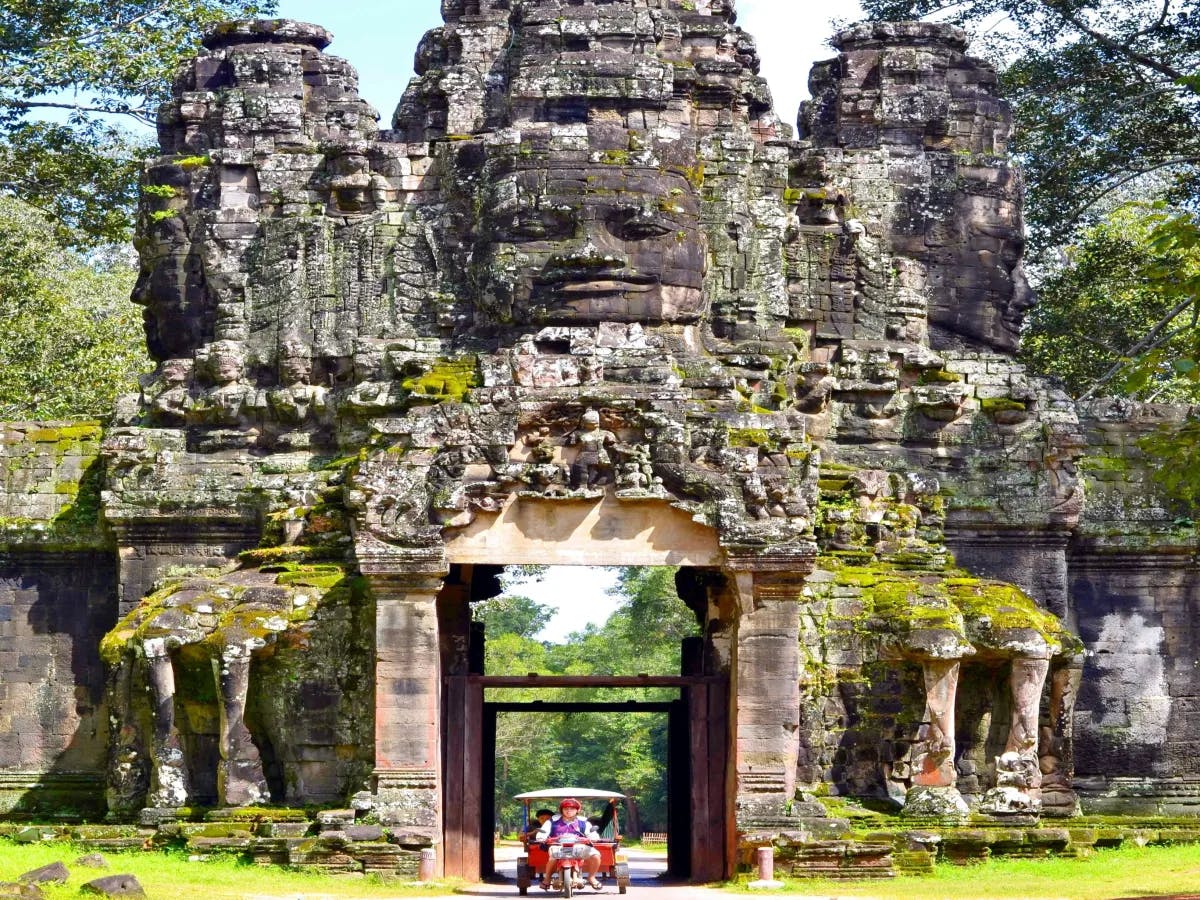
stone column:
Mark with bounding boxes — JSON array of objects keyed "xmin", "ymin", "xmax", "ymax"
[
  {"xmin": 143, "ymin": 639, "xmax": 190, "ymax": 809},
  {"xmin": 367, "ymin": 562, "xmax": 448, "ymax": 837},
  {"xmin": 1040, "ymin": 657, "xmax": 1083, "ymax": 817},
  {"xmin": 215, "ymin": 643, "xmax": 269, "ymax": 807},
  {"xmin": 903, "ymin": 658, "xmax": 969, "ymax": 816},
  {"xmin": 981, "ymin": 655, "xmax": 1050, "ymax": 815},
  {"xmin": 728, "ymin": 550, "xmax": 814, "ymax": 827}
]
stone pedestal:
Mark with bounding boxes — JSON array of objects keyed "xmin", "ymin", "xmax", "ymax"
[{"xmin": 367, "ymin": 565, "xmax": 447, "ymax": 836}]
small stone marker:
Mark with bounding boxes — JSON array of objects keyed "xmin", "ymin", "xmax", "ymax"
[
  {"xmin": 0, "ymin": 882, "xmax": 44, "ymax": 899},
  {"xmin": 75, "ymin": 854, "xmax": 109, "ymax": 869},
  {"xmin": 17, "ymin": 863, "xmax": 68, "ymax": 885},
  {"xmin": 80, "ymin": 874, "xmax": 146, "ymax": 898},
  {"xmin": 747, "ymin": 846, "xmax": 784, "ymax": 890}
]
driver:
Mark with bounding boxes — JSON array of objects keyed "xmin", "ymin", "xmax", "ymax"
[{"xmin": 537, "ymin": 797, "xmax": 602, "ymax": 891}]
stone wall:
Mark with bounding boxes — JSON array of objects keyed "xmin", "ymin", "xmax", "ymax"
[
  {"xmin": 1070, "ymin": 401, "xmax": 1200, "ymax": 814},
  {"xmin": 0, "ymin": 424, "xmax": 115, "ymax": 817}
]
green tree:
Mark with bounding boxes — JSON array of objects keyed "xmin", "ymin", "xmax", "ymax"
[
  {"xmin": 0, "ymin": 196, "xmax": 149, "ymax": 419},
  {"xmin": 859, "ymin": 0, "xmax": 1200, "ymax": 250},
  {"xmin": 1023, "ymin": 204, "xmax": 1200, "ymax": 400},
  {"xmin": 474, "ymin": 595, "xmax": 555, "ymax": 640},
  {"xmin": 0, "ymin": 0, "xmax": 276, "ymax": 246}
]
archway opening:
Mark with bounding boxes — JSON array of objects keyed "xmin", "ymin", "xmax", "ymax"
[{"xmin": 439, "ymin": 564, "xmax": 732, "ymax": 884}]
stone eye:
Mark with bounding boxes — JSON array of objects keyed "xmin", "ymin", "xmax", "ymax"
[{"xmin": 614, "ymin": 212, "xmax": 671, "ymax": 240}]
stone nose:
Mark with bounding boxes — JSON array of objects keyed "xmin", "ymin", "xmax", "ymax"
[{"xmin": 548, "ymin": 239, "xmax": 625, "ymax": 272}]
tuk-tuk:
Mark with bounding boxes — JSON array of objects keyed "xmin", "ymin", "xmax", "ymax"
[{"xmin": 514, "ymin": 788, "xmax": 631, "ymax": 895}]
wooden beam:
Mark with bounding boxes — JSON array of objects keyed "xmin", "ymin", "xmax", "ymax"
[
  {"xmin": 466, "ymin": 674, "xmax": 717, "ymax": 688},
  {"xmin": 485, "ymin": 701, "xmax": 675, "ymax": 714}
]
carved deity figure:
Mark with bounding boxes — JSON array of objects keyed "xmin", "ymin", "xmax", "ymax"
[
  {"xmin": 145, "ymin": 357, "xmax": 194, "ymax": 425},
  {"xmin": 268, "ymin": 338, "xmax": 328, "ymax": 426},
  {"xmin": 190, "ymin": 340, "xmax": 262, "ymax": 427},
  {"xmin": 566, "ymin": 409, "xmax": 617, "ymax": 490}
]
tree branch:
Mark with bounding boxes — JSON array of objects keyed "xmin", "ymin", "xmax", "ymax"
[
  {"xmin": 1062, "ymin": 156, "xmax": 1200, "ymax": 231},
  {"xmin": 36, "ymin": 3, "xmax": 173, "ymax": 48},
  {"xmin": 1039, "ymin": 0, "xmax": 1194, "ymax": 91},
  {"xmin": 1079, "ymin": 297, "xmax": 1196, "ymax": 400},
  {"xmin": 1132, "ymin": 0, "xmax": 1173, "ymax": 38},
  {"xmin": 4, "ymin": 99, "xmax": 155, "ymax": 126}
]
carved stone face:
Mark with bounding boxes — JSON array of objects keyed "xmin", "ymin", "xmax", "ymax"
[
  {"xmin": 473, "ymin": 163, "xmax": 705, "ymax": 325},
  {"xmin": 199, "ymin": 341, "xmax": 246, "ymax": 386},
  {"xmin": 929, "ymin": 186, "xmax": 1037, "ymax": 352}
]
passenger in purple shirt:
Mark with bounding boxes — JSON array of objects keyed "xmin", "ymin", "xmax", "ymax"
[{"xmin": 536, "ymin": 797, "xmax": 602, "ymax": 891}]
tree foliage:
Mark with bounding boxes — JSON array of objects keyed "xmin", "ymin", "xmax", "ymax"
[
  {"xmin": 0, "ymin": 0, "xmax": 276, "ymax": 245},
  {"xmin": 1023, "ymin": 205, "xmax": 1200, "ymax": 400},
  {"xmin": 476, "ymin": 567, "xmax": 701, "ymax": 835},
  {"xmin": 860, "ymin": 0, "xmax": 1200, "ymax": 251},
  {"xmin": 0, "ymin": 197, "xmax": 150, "ymax": 419}
]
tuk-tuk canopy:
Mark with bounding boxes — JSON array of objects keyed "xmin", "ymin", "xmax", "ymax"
[{"xmin": 513, "ymin": 788, "xmax": 626, "ymax": 801}]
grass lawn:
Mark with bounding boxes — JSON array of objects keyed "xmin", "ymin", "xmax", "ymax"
[
  {"xmin": 0, "ymin": 841, "xmax": 460, "ymax": 898},
  {"xmin": 725, "ymin": 842, "xmax": 1200, "ymax": 899}
]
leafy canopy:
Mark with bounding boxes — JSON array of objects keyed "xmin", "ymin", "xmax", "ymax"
[
  {"xmin": 0, "ymin": 0, "xmax": 277, "ymax": 245},
  {"xmin": 1023, "ymin": 204, "xmax": 1200, "ymax": 401},
  {"xmin": 0, "ymin": 196, "xmax": 150, "ymax": 419}
]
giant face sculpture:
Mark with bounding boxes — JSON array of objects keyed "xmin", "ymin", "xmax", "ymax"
[{"xmin": 473, "ymin": 161, "xmax": 706, "ymax": 325}]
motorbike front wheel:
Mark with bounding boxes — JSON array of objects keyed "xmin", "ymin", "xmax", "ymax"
[{"xmin": 562, "ymin": 870, "xmax": 573, "ymax": 898}]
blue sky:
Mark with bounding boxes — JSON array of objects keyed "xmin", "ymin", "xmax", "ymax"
[{"xmin": 274, "ymin": 0, "xmax": 865, "ymax": 133}]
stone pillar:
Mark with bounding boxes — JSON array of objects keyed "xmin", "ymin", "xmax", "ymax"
[
  {"xmin": 367, "ymin": 562, "xmax": 448, "ymax": 837},
  {"xmin": 728, "ymin": 550, "xmax": 814, "ymax": 827},
  {"xmin": 143, "ymin": 639, "xmax": 190, "ymax": 809},
  {"xmin": 903, "ymin": 658, "xmax": 969, "ymax": 816},
  {"xmin": 981, "ymin": 655, "xmax": 1050, "ymax": 816},
  {"xmin": 1041, "ymin": 657, "xmax": 1083, "ymax": 817},
  {"xmin": 215, "ymin": 643, "xmax": 269, "ymax": 807}
]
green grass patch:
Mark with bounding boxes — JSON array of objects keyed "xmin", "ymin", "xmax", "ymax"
[
  {"xmin": 724, "ymin": 841, "xmax": 1200, "ymax": 898},
  {"xmin": 0, "ymin": 842, "xmax": 457, "ymax": 898}
]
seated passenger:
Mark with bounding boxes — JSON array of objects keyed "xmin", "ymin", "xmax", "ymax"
[
  {"xmin": 525, "ymin": 808, "xmax": 554, "ymax": 841},
  {"xmin": 537, "ymin": 797, "xmax": 602, "ymax": 891}
]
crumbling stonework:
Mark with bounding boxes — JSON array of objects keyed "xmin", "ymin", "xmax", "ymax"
[{"xmin": 1, "ymin": 0, "xmax": 1200, "ymax": 880}]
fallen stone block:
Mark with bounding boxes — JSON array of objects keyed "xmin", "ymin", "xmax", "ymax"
[
  {"xmin": 75, "ymin": 854, "xmax": 109, "ymax": 869},
  {"xmin": 80, "ymin": 875, "xmax": 146, "ymax": 898},
  {"xmin": 17, "ymin": 863, "xmax": 68, "ymax": 885}
]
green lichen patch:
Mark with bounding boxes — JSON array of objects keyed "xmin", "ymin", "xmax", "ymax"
[
  {"xmin": 980, "ymin": 398, "xmax": 1027, "ymax": 415},
  {"xmin": 400, "ymin": 357, "xmax": 479, "ymax": 402}
]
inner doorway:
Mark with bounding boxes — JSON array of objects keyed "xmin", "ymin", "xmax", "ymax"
[
  {"xmin": 484, "ymin": 700, "xmax": 680, "ymax": 885},
  {"xmin": 444, "ymin": 674, "xmax": 728, "ymax": 883},
  {"xmin": 437, "ymin": 562, "xmax": 737, "ymax": 883}
]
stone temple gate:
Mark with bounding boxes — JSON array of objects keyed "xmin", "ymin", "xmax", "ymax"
[{"xmin": 3, "ymin": 0, "xmax": 1200, "ymax": 883}]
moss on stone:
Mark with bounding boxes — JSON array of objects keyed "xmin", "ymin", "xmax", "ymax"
[
  {"xmin": 920, "ymin": 369, "xmax": 963, "ymax": 384},
  {"xmin": 400, "ymin": 357, "xmax": 479, "ymax": 401},
  {"xmin": 727, "ymin": 428, "xmax": 775, "ymax": 449},
  {"xmin": 980, "ymin": 397, "xmax": 1027, "ymax": 414}
]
